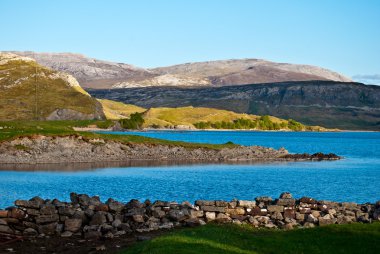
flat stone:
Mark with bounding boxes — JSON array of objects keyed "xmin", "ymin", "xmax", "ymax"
[
  {"xmin": 276, "ymin": 198, "xmax": 296, "ymax": 207},
  {"xmin": 284, "ymin": 209, "xmax": 296, "ymax": 219},
  {"xmin": 35, "ymin": 214, "xmax": 59, "ymax": 224},
  {"xmin": 238, "ymin": 200, "xmax": 256, "ymax": 208},
  {"xmin": 225, "ymin": 207, "xmax": 245, "ymax": 216},
  {"xmin": 201, "ymin": 206, "xmax": 225, "ymax": 213},
  {"xmin": 61, "ymin": 231, "xmax": 73, "ymax": 237},
  {"xmin": 267, "ymin": 205, "xmax": 284, "ymax": 213},
  {"xmin": 215, "ymin": 201, "xmax": 229, "ymax": 207},
  {"xmin": 195, "ymin": 200, "xmax": 215, "ymax": 206},
  {"xmin": 0, "ymin": 210, "xmax": 8, "ymax": 218}
]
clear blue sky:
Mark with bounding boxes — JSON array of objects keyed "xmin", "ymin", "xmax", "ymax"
[{"xmin": 1, "ymin": 0, "xmax": 379, "ymax": 82}]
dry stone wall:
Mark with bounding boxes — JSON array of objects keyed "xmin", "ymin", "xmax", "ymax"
[{"xmin": 1, "ymin": 193, "xmax": 379, "ymax": 239}]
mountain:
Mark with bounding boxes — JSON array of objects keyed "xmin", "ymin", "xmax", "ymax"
[
  {"xmin": 0, "ymin": 53, "xmax": 104, "ymax": 121},
  {"xmin": 6, "ymin": 51, "xmax": 351, "ymax": 89},
  {"xmin": 148, "ymin": 59, "xmax": 351, "ymax": 87},
  {"xmin": 89, "ymin": 81, "xmax": 380, "ymax": 131},
  {"xmin": 5, "ymin": 51, "xmax": 155, "ymax": 89}
]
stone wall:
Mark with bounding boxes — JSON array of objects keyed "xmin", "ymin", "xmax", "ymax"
[{"xmin": 0, "ymin": 193, "xmax": 379, "ymax": 239}]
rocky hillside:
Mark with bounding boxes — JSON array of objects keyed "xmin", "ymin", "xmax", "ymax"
[
  {"xmin": 89, "ymin": 81, "xmax": 380, "ymax": 130},
  {"xmin": 149, "ymin": 59, "xmax": 351, "ymax": 87},
  {"xmin": 0, "ymin": 53, "xmax": 104, "ymax": 121},
  {"xmin": 6, "ymin": 51, "xmax": 351, "ymax": 89},
  {"xmin": 5, "ymin": 51, "xmax": 155, "ymax": 89}
]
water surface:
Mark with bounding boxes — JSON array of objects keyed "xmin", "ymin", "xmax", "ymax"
[{"xmin": 1, "ymin": 131, "xmax": 379, "ymax": 207}]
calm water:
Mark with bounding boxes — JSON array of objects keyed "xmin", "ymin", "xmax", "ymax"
[{"xmin": 1, "ymin": 131, "xmax": 379, "ymax": 208}]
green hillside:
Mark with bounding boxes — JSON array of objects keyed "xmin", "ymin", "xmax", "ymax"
[{"xmin": 0, "ymin": 53, "xmax": 104, "ymax": 121}]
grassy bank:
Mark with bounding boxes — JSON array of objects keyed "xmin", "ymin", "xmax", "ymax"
[
  {"xmin": 0, "ymin": 120, "xmax": 237, "ymax": 150},
  {"xmin": 122, "ymin": 223, "xmax": 380, "ymax": 254}
]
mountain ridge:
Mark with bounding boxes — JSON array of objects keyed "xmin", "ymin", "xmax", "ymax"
[{"xmin": 4, "ymin": 51, "xmax": 352, "ymax": 89}]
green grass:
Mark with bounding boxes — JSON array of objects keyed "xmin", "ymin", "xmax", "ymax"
[
  {"xmin": 122, "ymin": 223, "xmax": 380, "ymax": 254},
  {"xmin": 0, "ymin": 120, "xmax": 237, "ymax": 150}
]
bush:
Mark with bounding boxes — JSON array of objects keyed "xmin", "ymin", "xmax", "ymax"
[{"xmin": 119, "ymin": 112, "xmax": 145, "ymax": 129}]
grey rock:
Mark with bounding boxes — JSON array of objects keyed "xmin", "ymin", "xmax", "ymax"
[{"xmin": 65, "ymin": 219, "xmax": 82, "ymax": 232}]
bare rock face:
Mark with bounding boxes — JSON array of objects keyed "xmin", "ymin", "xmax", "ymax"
[{"xmin": 5, "ymin": 51, "xmax": 351, "ymax": 89}]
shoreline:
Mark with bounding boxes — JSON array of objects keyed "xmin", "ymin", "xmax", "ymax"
[{"xmin": 0, "ymin": 135, "xmax": 340, "ymax": 166}]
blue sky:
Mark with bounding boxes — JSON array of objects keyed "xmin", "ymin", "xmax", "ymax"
[{"xmin": 1, "ymin": 0, "xmax": 379, "ymax": 83}]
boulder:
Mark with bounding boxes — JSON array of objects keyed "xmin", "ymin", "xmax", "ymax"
[
  {"xmin": 58, "ymin": 206, "xmax": 76, "ymax": 216},
  {"xmin": 65, "ymin": 218, "xmax": 82, "ymax": 232},
  {"xmin": 279, "ymin": 192, "xmax": 293, "ymax": 199},
  {"xmin": 132, "ymin": 215, "xmax": 145, "ymax": 223},
  {"xmin": 0, "ymin": 225, "xmax": 14, "ymax": 234},
  {"xmin": 40, "ymin": 205, "xmax": 57, "ymax": 215},
  {"xmin": 106, "ymin": 198, "xmax": 125, "ymax": 213},
  {"xmin": 9, "ymin": 208, "xmax": 26, "ymax": 219},
  {"xmin": 38, "ymin": 222, "xmax": 58, "ymax": 235},
  {"xmin": 23, "ymin": 227, "xmax": 38, "ymax": 237},
  {"xmin": 215, "ymin": 213, "xmax": 232, "ymax": 223},
  {"xmin": 205, "ymin": 212, "xmax": 216, "ymax": 221},
  {"xmin": 90, "ymin": 212, "xmax": 107, "ymax": 225},
  {"xmin": 169, "ymin": 209, "xmax": 190, "ymax": 221}
]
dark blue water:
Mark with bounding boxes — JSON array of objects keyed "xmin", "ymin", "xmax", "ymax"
[{"xmin": 1, "ymin": 131, "xmax": 379, "ymax": 208}]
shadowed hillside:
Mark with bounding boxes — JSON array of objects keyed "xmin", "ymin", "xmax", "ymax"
[{"xmin": 89, "ymin": 81, "xmax": 380, "ymax": 130}]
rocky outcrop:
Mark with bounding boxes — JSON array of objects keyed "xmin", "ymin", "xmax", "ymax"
[
  {"xmin": 0, "ymin": 193, "xmax": 378, "ymax": 239},
  {"xmin": 90, "ymin": 81, "xmax": 380, "ymax": 130},
  {"xmin": 0, "ymin": 135, "xmax": 339, "ymax": 164}
]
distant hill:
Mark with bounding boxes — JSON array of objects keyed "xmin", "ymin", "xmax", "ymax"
[
  {"xmin": 0, "ymin": 53, "xmax": 104, "ymax": 121},
  {"xmin": 97, "ymin": 100, "xmax": 329, "ymax": 131},
  {"xmin": 89, "ymin": 81, "xmax": 380, "ymax": 131},
  {"xmin": 6, "ymin": 51, "xmax": 351, "ymax": 89}
]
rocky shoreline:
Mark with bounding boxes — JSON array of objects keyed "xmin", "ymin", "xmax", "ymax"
[{"xmin": 0, "ymin": 135, "xmax": 340, "ymax": 165}]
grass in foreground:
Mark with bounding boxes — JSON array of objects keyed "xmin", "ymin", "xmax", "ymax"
[
  {"xmin": 122, "ymin": 223, "xmax": 380, "ymax": 254},
  {"xmin": 0, "ymin": 120, "xmax": 237, "ymax": 150}
]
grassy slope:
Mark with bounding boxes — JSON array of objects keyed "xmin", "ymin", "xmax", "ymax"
[
  {"xmin": 0, "ymin": 120, "xmax": 236, "ymax": 150},
  {"xmin": 0, "ymin": 58, "xmax": 99, "ymax": 120},
  {"xmin": 98, "ymin": 99, "xmax": 146, "ymax": 120},
  {"xmin": 97, "ymin": 103, "xmax": 324, "ymax": 131},
  {"xmin": 122, "ymin": 223, "xmax": 380, "ymax": 254}
]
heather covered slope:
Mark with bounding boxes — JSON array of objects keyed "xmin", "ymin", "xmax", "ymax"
[
  {"xmin": 89, "ymin": 81, "xmax": 380, "ymax": 130},
  {"xmin": 0, "ymin": 53, "xmax": 104, "ymax": 121}
]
